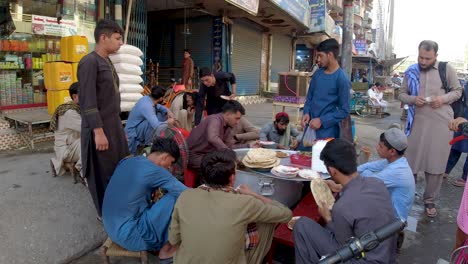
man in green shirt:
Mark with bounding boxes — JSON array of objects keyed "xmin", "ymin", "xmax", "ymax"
[{"xmin": 169, "ymin": 149, "xmax": 292, "ymax": 264}]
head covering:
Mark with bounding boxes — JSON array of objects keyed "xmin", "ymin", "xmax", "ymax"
[
  {"xmin": 384, "ymin": 128, "xmax": 407, "ymax": 151},
  {"xmin": 275, "ymin": 112, "xmax": 289, "ymax": 121}
]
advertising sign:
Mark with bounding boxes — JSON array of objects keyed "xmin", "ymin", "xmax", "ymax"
[
  {"xmin": 212, "ymin": 17, "xmax": 223, "ymax": 72},
  {"xmin": 354, "ymin": 39, "xmax": 367, "ymax": 55},
  {"xmin": 32, "ymin": 15, "xmax": 77, "ymax": 37},
  {"xmin": 309, "ymin": 0, "xmax": 326, "ymax": 32},
  {"xmin": 270, "ymin": 0, "xmax": 310, "ymax": 27},
  {"xmin": 226, "ymin": 0, "xmax": 260, "ymax": 16}
]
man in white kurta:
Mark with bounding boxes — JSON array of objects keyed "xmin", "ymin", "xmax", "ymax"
[
  {"xmin": 399, "ymin": 40, "xmax": 462, "ymax": 217},
  {"xmin": 50, "ymin": 83, "xmax": 82, "ymax": 179}
]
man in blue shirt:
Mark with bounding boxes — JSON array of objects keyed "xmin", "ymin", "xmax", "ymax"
[
  {"xmin": 125, "ymin": 86, "xmax": 175, "ymax": 154},
  {"xmin": 358, "ymin": 128, "xmax": 415, "ymax": 222},
  {"xmin": 301, "ymin": 38, "xmax": 350, "ymax": 140},
  {"xmin": 102, "ymin": 138, "xmax": 187, "ymax": 262}
]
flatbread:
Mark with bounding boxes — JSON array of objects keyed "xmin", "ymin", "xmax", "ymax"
[
  {"xmin": 276, "ymin": 151, "xmax": 288, "ymax": 158},
  {"xmin": 242, "ymin": 148, "xmax": 279, "ymax": 168},
  {"xmin": 310, "ymin": 178, "xmax": 335, "ymax": 210}
]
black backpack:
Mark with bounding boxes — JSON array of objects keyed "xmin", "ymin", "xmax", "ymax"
[{"xmin": 438, "ymin": 61, "xmax": 466, "ymax": 118}]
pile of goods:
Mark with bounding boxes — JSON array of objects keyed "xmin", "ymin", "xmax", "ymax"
[
  {"xmin": 242, "ymin": 148, "xmax": 280, "ymax": 169},
  {"xmin": 109, "ymin": 44, "xmax": 144, "ymax": 112}
]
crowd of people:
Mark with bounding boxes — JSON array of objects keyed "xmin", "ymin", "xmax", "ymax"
[{"xmin": 47, "ymin": 18, "xmax": 468, "ymax": 263}]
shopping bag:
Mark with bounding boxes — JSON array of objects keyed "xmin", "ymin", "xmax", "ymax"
[{"xmin": 302, "ymin": 126, "xmax": 316, "ymax": 147}]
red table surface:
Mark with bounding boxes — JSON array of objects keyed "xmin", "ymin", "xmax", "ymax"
[{"xmin": 274, "ymin": 192, "xmax": 325, "ymax": 247}]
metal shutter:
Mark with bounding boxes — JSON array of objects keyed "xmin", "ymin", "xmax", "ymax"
[
  {"xmin": 271, "ymin": 34, "xmax": 292, "ymax": 83},
  {"xmin": 231, "ymin": 21, "xmax": 262, "ymax": 95},
  {"xmin": 174, "ymin": 16, "xmax": 213, "ymax": 70}
]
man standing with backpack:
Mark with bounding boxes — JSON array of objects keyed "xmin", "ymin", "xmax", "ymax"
[{"xmin": 399, "ymin": 40, "xmax": 462, "ymax": 218}]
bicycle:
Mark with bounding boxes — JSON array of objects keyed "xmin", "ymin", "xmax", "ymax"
[{"xmin": 350, "ymin": 92, "xmax": 371, "ymax": 117}]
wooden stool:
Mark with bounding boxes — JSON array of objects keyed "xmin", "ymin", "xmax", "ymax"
[{"xmin": 101, "ymin": 237, "xmax": 149, "ymax": 264}]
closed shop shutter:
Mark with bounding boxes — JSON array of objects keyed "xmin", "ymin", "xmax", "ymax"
[
  {"xmin": 271, "ymin": 34, "xmax": 292, "ymax": 83},
  {"xmin": 231, "ymin": 20, "xmax": 262, "ymax": 96},
  {"xmin": 174, "ymin": 16, "xmax": 213, "ymax": 71}
]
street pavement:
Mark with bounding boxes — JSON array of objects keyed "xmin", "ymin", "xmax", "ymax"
[{"xmin": 0, "ymin": 99, "xmax": 465, "ymax": 263}]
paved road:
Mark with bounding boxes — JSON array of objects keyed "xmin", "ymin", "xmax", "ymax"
[{"xmin": 1, "ymin": 100, "xmax": 464, "ymax": 263}]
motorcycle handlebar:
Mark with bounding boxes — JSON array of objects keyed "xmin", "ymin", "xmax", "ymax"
[{"xmin": 318, "ymin": 221, "xmax": 406, "ymax": 264}]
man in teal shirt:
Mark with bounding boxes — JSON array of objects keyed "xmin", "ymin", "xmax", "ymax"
[
  {"xmin": 302, "ymin": 38, "xmax": 350, "ymax": 140},
  {"xmin": 102, "ymin": 138, "xmax": 186, "ymax": 262},
  {"xmin": 358, "ymin": 128, "xmax": 415, "ymax": 221}
]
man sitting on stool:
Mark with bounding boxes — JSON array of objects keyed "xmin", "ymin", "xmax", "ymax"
[
  {"xmin": 125, "ymin": 85, "xmax": 175, "ymax": 155},
  {"xmin": 102, "ymin": 138, "xmax": 187, "ymax": 263},
  {"xmin": 50, "ymin": 82, "xmax": 82, "ymax": 183}
]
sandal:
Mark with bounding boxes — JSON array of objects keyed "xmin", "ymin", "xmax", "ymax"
[
  {"xmin": 452, "ymin": 179, "xmax": 466, "ymax": 187},
  {"xmin": 425, "ymin": 203, "xmax": 437, "ymax": 218}
]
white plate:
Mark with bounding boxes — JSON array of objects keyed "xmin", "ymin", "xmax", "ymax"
[
  {"xmin": 220, "ymin": 95, "xmax": 230, "ymax": 100},
  {"xmin": 275, "ymin": 165, "xmax": 300, "ymax": 174},
  {"xmin": 271, "ymin": 168, "xmax": 298, "ymax": 178},
  {"xmin": 298, "ymin": 169, "xmax": 321, "ymax": 180}
]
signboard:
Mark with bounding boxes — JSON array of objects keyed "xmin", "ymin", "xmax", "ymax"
[
  {"xmin": 270, "ymin": 0, "xmax": 310, "ymax": 27},
  {"xmin": 212, "ymin": 17, "xmax": 223, "ymax": 72},
  {"xmin": 354, "ymin": 39, "xmax": 367, "ymax": 55},
  {"xmin": 32, "ymin": 15, "xmax": 77, "ymax": 37},
  {"xmin": 309, "ymin": 0, "xmax": 326, "ymax": 32},
  {"xmin": 226, "ymin": 0, "xmax": 259, "ymax": 16}
]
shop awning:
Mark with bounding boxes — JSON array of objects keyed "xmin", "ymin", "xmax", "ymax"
[
  {"xmin": 352, "ymin": 55, "xmax": 378, "ymax": 64},
  {"xmin": 379, "ymin": 57, "xmax": 408, "ymax": 67}
]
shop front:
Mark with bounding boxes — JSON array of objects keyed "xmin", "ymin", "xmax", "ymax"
[{"xmin": 0, "ymin": 0, "xmax": 97, "ymax": 150}]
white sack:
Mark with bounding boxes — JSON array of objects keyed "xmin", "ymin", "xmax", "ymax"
[
  {"xmin": 119, "ymin": 84, "xmax": 144, "ymax": 93},
  {"xmin": 117, "ymin": 44, "xmax": 143, "ymax": 57},
  {"xmin": 114, "ymin": 63, "xmax": 143, "ymax": 75},
  {"xmin": 109, "ymin": 53, "xmax": 143, "ymax": 66},
  {"xmin": 118, "ymin": 73, "xmax": 143, "ymax": 84}
]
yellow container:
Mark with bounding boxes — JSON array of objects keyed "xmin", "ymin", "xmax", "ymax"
[
  {"xmin": 71, "ymin": 62, "xmax": 79, "ymax": 83},
  {"xmin": 43, "ymin": 62, "xmax": 73, "ymax": 90},
  {"xmin": 47, "ymin": 90, "xmax": 72, "ymax": 115},
  {"xmin": 60, "ymin": 36, "xmax": 88, "ymax": 63}
]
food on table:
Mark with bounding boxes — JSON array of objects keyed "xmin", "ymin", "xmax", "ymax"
[
  {"xmin": 271, "ymin": 165, "xmax": 300, "ymax": 178},
  {"xmin": 310, "ymin": 178, "xmax": 335, "ymax": 210},
  {"xmin": 298, "ymin": 169, "xmax": 320, "ymax": 180},
  {"xmin": 276, "ymin": 151, "xmax": 288, "ymax": 158},
  {"xmin": 298, "ymin": 151, "xmax": 312, "ymax": 157},
  {"xmin": 242, "ymin": 148, "xmax": 280, "ymax": 169}
]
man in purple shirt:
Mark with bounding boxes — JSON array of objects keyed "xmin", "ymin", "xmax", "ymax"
[{"xmin": 187, "ymin": 100, "xmax": 259, "ymax": 171}]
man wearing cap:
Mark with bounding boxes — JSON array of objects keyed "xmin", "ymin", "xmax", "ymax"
[
  {"xmin": 358, "ymin": 128, "xmax": 415, "ymax": 222},
  {"xmin": 260, "ymin": 112, "xmax": 300, "ymax": 150}
]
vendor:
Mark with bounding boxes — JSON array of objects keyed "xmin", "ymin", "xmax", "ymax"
[{"xmin": 260, "ymin": 112, "xmax": 299, "ymax": 149}]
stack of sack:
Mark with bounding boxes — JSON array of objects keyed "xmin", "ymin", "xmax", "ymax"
[{"xmin": 109, "ymin": 44, "xmax": 144, "ymax": 112}]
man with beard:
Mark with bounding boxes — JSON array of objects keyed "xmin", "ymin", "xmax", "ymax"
[
  {"xmin": 78, "ymin": 19, "xmax": 129, "ymax": 218},
  {"xmin": 187, "ymin": 100, "xmax": 259, "ymax": 172},
  {"xmin": 301, "ymin": 38, "xmax": 350, "ymax": 140},
  {"xmin": 399, "ymin": 40, "xmax": 462, "ymax": 217},
  {"xmin": 260, "ymin": 112, "xmax": 299, "ymax": 150}
]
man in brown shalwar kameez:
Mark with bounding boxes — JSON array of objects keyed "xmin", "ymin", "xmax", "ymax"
[
  {"xmin": 182, "ymin": 49, "xmax": 194, "ymax": 90},
  {"xmin": 399, "ymin": 40, "xmax": 462, "ymax": 217},
  {"xmin": 78, "ymin": 20, "xmax": 130, "ymax": 218}
]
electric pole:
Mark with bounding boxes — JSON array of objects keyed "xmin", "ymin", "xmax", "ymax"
[{"xmin": 341, "ymin": 0, "xmax": 354, "ymax": 79}]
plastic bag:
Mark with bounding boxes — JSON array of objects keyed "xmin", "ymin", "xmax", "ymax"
[{"xmin": 302, "ymin": 127, "xmax": 316, "ymax": 147}]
